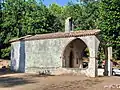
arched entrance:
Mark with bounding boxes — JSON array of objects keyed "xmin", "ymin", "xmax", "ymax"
[{"xmin": 62, "ymin": 38, "xmax": 89, "ymax": 69}]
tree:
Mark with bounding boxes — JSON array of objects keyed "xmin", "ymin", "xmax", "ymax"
[
  {"xmin": 99, "ymin": 0, "xmax": 120, "ymax": 59},
  {"xmin": 62, "ymin": 1, "xmax": 100, "ymax": 30},
  {"xmin": 49, "ymin": 3, "xmax": 63, "ymax": 17},
  {"xmin": 1, "ymin": 0, "xmax": 119, "ymax": 59},
  {"xmin": 48, "ymin": 3, "xmax": 64, "ymax": 31},
  {"xmin": 0, "ymin": 0, "xmax": 62, "ymax": 59}
]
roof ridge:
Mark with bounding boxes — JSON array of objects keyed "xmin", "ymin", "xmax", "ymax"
[{"xmin": 10, "ymin": 29, "xmax": 100, "ymax": 43}]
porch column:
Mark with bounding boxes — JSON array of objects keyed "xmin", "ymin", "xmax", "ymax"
[
  {"xmin": 88, "ymin": 57, "xmax": 97, "ymax": 77},
  {"xmin": 87, "ymin": 36, "xmax": 100, "ymax": 77},
  {"xmin": 79, "ymin": 35, "xmax": 100, "ymax": 77}
]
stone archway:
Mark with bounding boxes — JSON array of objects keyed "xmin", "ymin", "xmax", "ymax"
[
  {"xmin": 61, "ymin": 36, "xmax": 100, "ymax": 77},
  {"xmin": 62, "ymin": 38, "xmax": 88, "ymax": 68}
]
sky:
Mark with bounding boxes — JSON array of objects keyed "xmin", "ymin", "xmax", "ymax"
[{"xmin": 42, "ymin": 0, "xmax": 77, "ymax": 6}]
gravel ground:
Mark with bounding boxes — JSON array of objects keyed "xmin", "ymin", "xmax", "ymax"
[{"xmin": 0, "ymin": 73, "xmax": 120, "ymax": 90}]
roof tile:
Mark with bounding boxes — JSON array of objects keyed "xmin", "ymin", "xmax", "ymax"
[{"xmin": 10, "ymin": 29, "xmax": 100, "ymax": 42}]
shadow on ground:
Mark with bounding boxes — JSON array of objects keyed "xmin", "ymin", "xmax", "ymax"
[
  {"xmin": 0, "ymin": 68, "xmax": 15, "ymax": 75},
  {"xmin": 0, "ymin": 68, "xmax": 55, "ymax": 88},
  {"xmin": 0, "ymin": 76, "xmax": 36, "ymax": 87},
  {"xmin": 0, "ymin": 68, "xmax": 37, "ymax": 88}
]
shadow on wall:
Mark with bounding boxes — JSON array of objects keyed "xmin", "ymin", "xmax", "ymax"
[
  {"xmin": 18, "ymin": 40, "xmax": 25, "ymax": 72},
  {"xmin": 11, "ymin": 45, "xmax": 15, "ymax": 71}
]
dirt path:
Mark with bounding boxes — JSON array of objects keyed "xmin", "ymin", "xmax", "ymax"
[{"xmin": 0, "ymin": 73, "xmax": 120, "ymax": 90}]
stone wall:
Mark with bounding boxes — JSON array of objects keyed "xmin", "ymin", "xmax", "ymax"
[
  {"xmin": 11, "ymin": 41, "xmax": 20, "ymax": 71},
  {"xmin": 11, "ymin": 35, "xmax": 100, "ymax": 77},
  {"xmin": 25, "ymin": 38, "xmax": 68, "ymax": 73},
  {"xmin": 11, "ymin": 38, "xmax": 74, "ymax": 73}
]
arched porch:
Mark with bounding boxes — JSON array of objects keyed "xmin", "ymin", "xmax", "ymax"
[
  {"xmin": 61, "ymin": 36, "xmax": 100, "ymax": 77},
  {"xmin": 62, "ymin": 38, "xmax": 89, "ymax": 69}
]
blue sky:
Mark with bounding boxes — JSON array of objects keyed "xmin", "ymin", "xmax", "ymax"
[{"xmin": 42, "ymin": 0, "xmax": 77, "ymax": 6}]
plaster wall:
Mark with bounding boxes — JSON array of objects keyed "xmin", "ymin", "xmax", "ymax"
[
  {"xmin": 11, "ymin": 41, "xmax": 20, "ymax": 71},
  {"xmin": 11, "ymin": 35, "xmax": 100, "ymax": 77}
]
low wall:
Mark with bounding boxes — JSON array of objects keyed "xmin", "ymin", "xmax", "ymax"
[
  {"xmin": 25, "ymin": 67, "xmax": 88, "ymax": 76},
  {"xmin": 26, "ymin": 67, "xmax": 104, "ymax": 77}
]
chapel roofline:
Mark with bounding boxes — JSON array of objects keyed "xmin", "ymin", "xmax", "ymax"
[{"xmin": 10, "ymin": 29, "xmax": 100, "ymax": 43}]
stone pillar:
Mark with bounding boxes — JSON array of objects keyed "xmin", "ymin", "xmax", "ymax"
[
  {"xmin": 79, "ymin": 36, "xmax": 100, "ymax": 77},
  {"xmin": 87, "ymin": 36, "xmax": 99, "ymax": 77},
  {"xmin": 108, "ymin": 47, "xmax": 112, "ymax": 76},
  {"xmin": 88, "ymin": 57, "xmax": 97, "ymax": 77},
  {"xmin": 87, "ymin": 46, "xmax": 96, "ymax": 77}
]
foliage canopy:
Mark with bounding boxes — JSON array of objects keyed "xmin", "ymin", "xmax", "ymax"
[{"xmin": 0, "ymin": 0, "xmax": 120, "ymax": 59}]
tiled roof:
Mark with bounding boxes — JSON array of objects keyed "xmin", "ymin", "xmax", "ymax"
[{"xmin": 10, "ymin": 29, "xmax": 100, "ymax": 42}]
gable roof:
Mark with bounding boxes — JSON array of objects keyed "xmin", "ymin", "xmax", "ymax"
[{"xmin": 10, "ymin": 29, "xmax": 100, "ymax": 42}]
